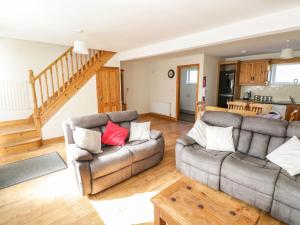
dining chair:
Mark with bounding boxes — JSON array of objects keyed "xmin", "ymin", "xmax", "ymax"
[
  {"xmin": 227, "ymin": 101, "xmax": 248, "ymax": 110},
  {"xmin": 228, "ymin": 109, "xmax": 257, "ymax": 117},
  {"xmin": 249, "ymin": 103, "xmax": 272, "ymax": 114}
]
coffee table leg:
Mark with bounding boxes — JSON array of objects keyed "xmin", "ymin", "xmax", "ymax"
[{"xmin": 154, "ymin": 207, "xmax": 166, "ymax": 225}]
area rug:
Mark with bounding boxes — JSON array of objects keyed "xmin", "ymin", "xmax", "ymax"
[{"xmin": 0, "ymin": 152, "xmax": 67, "ymax": 189}]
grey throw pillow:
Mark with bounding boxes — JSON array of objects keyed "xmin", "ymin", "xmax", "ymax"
[{"xmin": 73, "ymin": 127, "xmax": 102, "ymax": 154}]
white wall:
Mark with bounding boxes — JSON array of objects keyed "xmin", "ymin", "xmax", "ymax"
[{"xmin": 121, "ymin": 53, "xmax": 220, "ymax": 118}]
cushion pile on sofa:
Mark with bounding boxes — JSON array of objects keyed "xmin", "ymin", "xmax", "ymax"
[{"xmin": 176, "ymin": 111, "xmax": 300, "ymax": 225}]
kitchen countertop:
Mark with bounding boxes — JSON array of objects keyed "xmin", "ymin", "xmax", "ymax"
[{"xmin": 238, "ymin": 99, "xmax": 300, "ymax": 105}]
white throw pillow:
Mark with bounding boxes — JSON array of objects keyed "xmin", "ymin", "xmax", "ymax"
[
  {"xmin": 129, "ymin": 122, "xmax": 151, "ymax": 142},
  {"xmin": 267, "ymin": 136, "xmax": 300, "ymax": 176},
  {"xmin": 73, "ymin": 127, "xmax": 102, "ymax": 154},
  {"xmin": 187, "ymin": 119, "xmax": 207, "ymax": 147},
  {"xmin": 205, "ymin": 125, "xmax": 235, "ymax": 152}
]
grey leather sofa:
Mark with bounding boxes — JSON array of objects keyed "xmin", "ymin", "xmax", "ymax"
[
  {"xmin": 176, "ymin": 111, "xmax": 300, "ymax": 225},
  {"xmin": 62, "ymin": 110, "xmax": 164, "ymax": 195}
]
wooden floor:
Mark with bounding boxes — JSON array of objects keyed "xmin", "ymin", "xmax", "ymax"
[{"xmin": 0, "ymin": 116, "xmax": 285, "ymax": 225}]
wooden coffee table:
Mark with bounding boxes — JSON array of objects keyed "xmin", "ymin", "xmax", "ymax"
[{"xmin": 151, "ymin": 176, "xmax": 260, "ymax": 225}]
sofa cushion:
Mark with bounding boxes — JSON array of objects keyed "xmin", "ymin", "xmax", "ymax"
[
  {"xmin": 273, "ymin": 170, "xmax": 300, "ymax": 211},
  {"xmin": 221, "ymin": 152, "xmax": 280, "ymax": 195},
  {"xmin": 287, "ymin": 121, "xmax": 300, "ymax": 138},
  {"xmin": 90, "ymin": 146, "xmax": 132, "ymax": 179},
  {"xmin": 73, "ymin": 127, "xmax": 102, "ymax": 154},
  {"xmin": 125, "ymin": 139, "xmax": 160, "ymax": 162},
  {"xmin": 102, "ymin": 121, "xmax": 129, "ymax": 146},
  {"xmin": 181, "ymin": 144, "xmax": 231, "ymax": 176},
  {"xmin": 67, "ymin": 113, "xmax": 109, "ymax": 130},
  {"xmin": 201, "ymin": 111, "xmax": 242, "ymax": 148},
  {"xmin": 107, "ymin": 110, "xmax": 138, "ymax": 123},
  {"xmin": 237, "ymin": 116, "xmax": 288, "ymax": 159}
]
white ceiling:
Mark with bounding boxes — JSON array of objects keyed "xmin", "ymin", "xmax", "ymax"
[
  {"xmin": 160, "ymin": 30, "xmax": 300, "ymax": 58},
  {"xmin": 1, "ymin": 0, "xmax": 300, "ymax": 52}
]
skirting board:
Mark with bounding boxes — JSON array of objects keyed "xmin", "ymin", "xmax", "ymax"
[
  {"xmin": 42, "ymin": 136, "xmax": 64, "ymax": 145},
  {"xmin": 139, "ymin": 112, "xmax": 177, "ymax": 121}
]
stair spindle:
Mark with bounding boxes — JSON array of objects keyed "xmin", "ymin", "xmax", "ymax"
[
  {"xmin": 49, "ymin": 67, "xmax": 55, "ymax": 96},
  {"xmin": 38, "ymin": 77, "xmax": 44, "ymax": 108},
  {"xmin": 55, "ymin": 62, "xmax": 60, "ymax": 93},
  {"xmin": 60, "ymin": 59, "xmax": 65, "ymax": 88},
  {"xmin": 70, "ymin": 52, "xmax": 74, "ymax": 78},
  {"xmin": 65, "ymin": 55, "xmax": 70, "ymax": 83},
  {"xmin": 44, "ymin": 72, "xmax": 50, "ymax": 101},
  {"xmin": 75, "ymin": 53, "xmax": 79, "ymax": 74},
  {"xmin": 80, "ymin": 54, "xmax": 83, "ymax": 70}
]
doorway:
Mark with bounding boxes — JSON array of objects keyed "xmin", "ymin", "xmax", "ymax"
[
  {"xmin": 96, "ymin": 67, "xmax": 121, "ymax": 113},
  {"xmin": 176, "ymin": 64, "xmax": 200, "ymax": 123}
]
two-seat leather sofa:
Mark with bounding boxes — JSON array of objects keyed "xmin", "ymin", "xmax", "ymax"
[
  {"xmin": 62, "ymin": 110, "xmax": 164, "ymax": 195},
  {"xmin": 176, "ymin": 111, "xmax": 300, "ymax": 225}
]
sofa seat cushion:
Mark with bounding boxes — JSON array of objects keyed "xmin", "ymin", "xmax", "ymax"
[
  {"xmin": 221, "ymin": 152, "xmax": 280, "ymax": 195},
  {"xmin": 90, "ymin": 146, "xmax": 132, "ymax": 179},
  {"xmin": 126, "ymin": 139, "xmax": 160, "ymax": 162},
  {"xmin": 181, "ymin": 144, "xmax": 231, "ymax": 176},
  {"xmin": 273, "ymin": 171, "xmax": 300, "ymax": 211}
]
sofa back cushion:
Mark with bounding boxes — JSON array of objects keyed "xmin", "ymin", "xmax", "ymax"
[
  {"xmin": 201, "ymin": 111, "xmax": 242, "ymax": 148},
  {"xmin": 238, "ymin": 117, "xmax": 288, "ymax": 159},
  {"xmin": 107, "ymin": 110, "xmax": 138, "ymax": 130},
  {"xmin": 287, "ymin": 121, "xmax": 300, "ymax": 138},
  {"xmin": 67, "ymin": 113, "xmax": 109, "ymax": 131}
]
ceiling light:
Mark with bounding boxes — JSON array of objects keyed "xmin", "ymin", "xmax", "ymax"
[
  {"xmin": 280, "ymin": 40, "xmax": 294, "ymax": 59},
  {"xmin": 73, "ymin": 40, "xmax": 89, "ymax": 55},
  {"xmin": 73, "ymin": 30, "xmax": 89, "ymax": 55},
  {"xmin": 241, "ymin": 50, "xmax": 247, "ymax": 53}
]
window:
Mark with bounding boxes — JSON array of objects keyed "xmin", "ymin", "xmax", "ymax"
[
  {"xmin": 186, "ymin": 68, "xmax": 198, "ymax": 84},
  {"xmin": 271, "ymin": 63, "xmax": 300, "ymax": 85}
]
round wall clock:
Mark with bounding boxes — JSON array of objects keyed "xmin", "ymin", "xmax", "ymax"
[{"xmin": 168, "ymin": 69, "xmax": 175, "ymax": 78}]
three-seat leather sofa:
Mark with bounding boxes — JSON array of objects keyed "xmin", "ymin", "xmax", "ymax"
[
  {"xmin": 62, "ymin": 110, "xmax": 164, "ymax": 195},
  {"xmin": 176, "ymin": 111, "xmax": 300, "ymax": 225}
]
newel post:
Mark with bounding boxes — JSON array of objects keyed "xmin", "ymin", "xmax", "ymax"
[{"xmin": 29, "ymin": 70, "xmax": 41, "ymax": 130}]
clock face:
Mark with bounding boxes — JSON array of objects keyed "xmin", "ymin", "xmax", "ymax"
[{"xmin": 168, "ymin": 69, "xmax": 175, "ymax": 78}]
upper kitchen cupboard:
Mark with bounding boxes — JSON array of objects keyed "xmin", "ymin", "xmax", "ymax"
[{"xmin": 239, "ymin": 60, "xmax": 270, "ymax": 85}]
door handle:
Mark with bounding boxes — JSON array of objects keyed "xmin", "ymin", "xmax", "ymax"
[{"xmin": 99, "ymin": 96, "xmax": 103, "ymax": 101}]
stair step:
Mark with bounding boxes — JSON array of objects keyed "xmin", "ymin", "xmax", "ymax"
[
  {"xmin": 0, "ymin": 123, "xmax": 35, "ymax": 136},
  {"xmin": 0, "ymin": 137, "xmax": 41, "ymax": 156}
]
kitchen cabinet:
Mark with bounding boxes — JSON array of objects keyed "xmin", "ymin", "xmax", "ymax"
[
  {"xmin": 285, "ymin": 104, "xmax": 300, "ymax": 121},
  {"xmin": 239, "ymin": 60, "xmax": 269, "ymax": 85}
]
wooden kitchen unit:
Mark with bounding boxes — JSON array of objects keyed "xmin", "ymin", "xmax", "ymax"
[
  {"xmin": 239, "ymin": 60, "xmax": 270, "ymax": 86},
  {"xmin": 285, "ymin": 104, "xmax": 300, "ymax": 121}
]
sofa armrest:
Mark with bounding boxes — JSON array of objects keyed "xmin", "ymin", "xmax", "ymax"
[
  {"xmin": 150, "ymin": 130, "xmax": 162, "ymax": 140},
  {"xmin": 176, "ymin": 134, "xmax": 196, "ymax": 146},
  {"xmin": 68, "ymin": 144, "xmax": 93, "ymax": 162}
]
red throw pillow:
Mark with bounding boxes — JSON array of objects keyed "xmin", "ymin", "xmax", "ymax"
[{"xmin": 102, "ymin": 121, "xmax": 129, "ymax": 146}]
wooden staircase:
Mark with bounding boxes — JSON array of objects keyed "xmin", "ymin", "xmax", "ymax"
[{"xmin": 0, "ymin": 47, "xmax": 115, "ymax": 156}]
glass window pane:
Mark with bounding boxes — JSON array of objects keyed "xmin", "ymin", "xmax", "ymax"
[{"xmin": 273, "ymin": 63, "xmax": 300, "ymax": 84}]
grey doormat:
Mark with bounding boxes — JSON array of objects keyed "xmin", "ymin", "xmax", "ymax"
[{"xmin": 0, "ymin": 152, "xmax": 67, "ymax": 189}]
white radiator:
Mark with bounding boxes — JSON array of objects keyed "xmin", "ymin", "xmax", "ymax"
[
  {"xmin": 150, "ymin": 101, "xmax": 171, "ymax": 116},
  {"xmin": 0, "ymin": 80, "xmax": 32, "ymax": 110}
]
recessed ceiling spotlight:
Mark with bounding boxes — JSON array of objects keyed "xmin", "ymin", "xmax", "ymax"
[{"xmin": 241, "ymin": 50, "xmax": 247, "ymax": 53}]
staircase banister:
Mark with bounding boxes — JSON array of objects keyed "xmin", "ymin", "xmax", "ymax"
[{"xmin": 34, "ymin": 46, "xmax": 74, "ymax": 80}]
